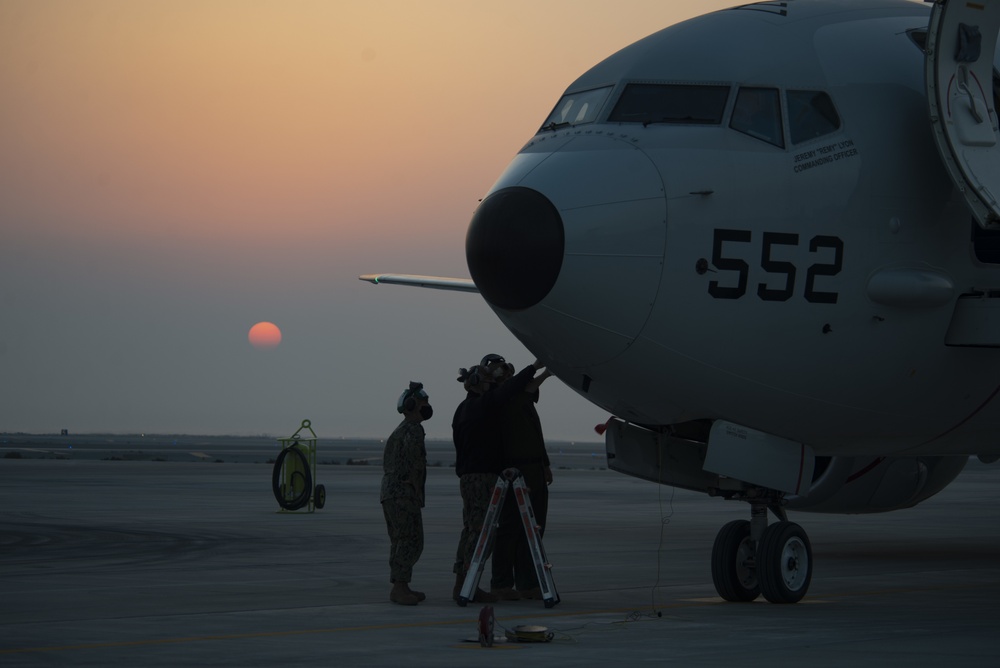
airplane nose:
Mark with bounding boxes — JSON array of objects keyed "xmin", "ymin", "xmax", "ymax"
[
  {"xmin": 466, "ymin": 186, "xmax": 564, "ymax": 310},
  {"xmin": 466, "ymin": 135, "xmax": 666, "ymax": 369}
]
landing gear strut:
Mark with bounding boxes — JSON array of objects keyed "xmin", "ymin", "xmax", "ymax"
[{"xmin": 710, "ymin": 499, "xmax": 812, "ymax": 603}]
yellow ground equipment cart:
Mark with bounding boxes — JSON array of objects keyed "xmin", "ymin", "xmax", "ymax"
[{"xmin": 272, "ymin": 419, "xmax": 326, "ymax": 512}]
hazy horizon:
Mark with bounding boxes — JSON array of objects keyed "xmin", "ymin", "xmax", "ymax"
[
  {"xmin": 1, "ymin": 1, "xmax": 738, "ymax": 442},
  {"xmin": 1, "ymin": 430, "xmax": 602, "ymax": 444}
]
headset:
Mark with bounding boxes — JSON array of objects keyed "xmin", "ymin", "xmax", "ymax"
[
  {"xmin": 480, "ymin": 353, "xmax": 505, "ymax": 367},
  {"xmin": 457, "ymin": 365, "xmax": 486, "ymax": 388},
  {"xmin": 480, "ymin": 353, "xmax": 515, "ymax": 378},
  {"xmin": 397, "ymin": 381, "xmax": 428, "ymax": 414}
]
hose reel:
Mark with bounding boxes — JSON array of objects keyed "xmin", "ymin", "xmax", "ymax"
[{"xmin": 272, "ymin": 419, "xmax": 326, "ymax": 512}]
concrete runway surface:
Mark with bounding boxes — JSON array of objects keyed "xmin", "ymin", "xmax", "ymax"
[{"xmin": 1, "ymin": 443, "xmax": 998, "ymax": 667}]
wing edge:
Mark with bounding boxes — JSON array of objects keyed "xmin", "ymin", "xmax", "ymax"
[{"xmin": 358, "ymin": 273, "xmax": 479, "ymax": 293}]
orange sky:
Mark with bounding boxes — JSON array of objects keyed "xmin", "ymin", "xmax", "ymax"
[
  {"xmin": 2, "ymin": 1, "xmax": 737, "ymax": 245},
  {"xmin": 0, "ymin": 0, "xmax": 739, "ymax": 439}
]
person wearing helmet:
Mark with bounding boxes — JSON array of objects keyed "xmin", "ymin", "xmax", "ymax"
[
  {"xmin": 451, "ymin": 358, "xmax": 545, "ymax": 604},
  {"xmin": 380, "ymin": 381, "xmax": 433, "ymax": 605},
  {"xmin": 482, "ymin": 354, "xmax": 553, "ymax": 601}
]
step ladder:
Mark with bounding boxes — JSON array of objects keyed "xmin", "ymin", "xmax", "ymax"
[{"xmin": 458, "ymin": 469, "xmax": 559, "ymax": 609}]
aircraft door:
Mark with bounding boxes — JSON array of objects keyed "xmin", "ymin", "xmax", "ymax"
[{"xmin": 926, "ymin": 0, "xmax": 1000, "ymax": 228}]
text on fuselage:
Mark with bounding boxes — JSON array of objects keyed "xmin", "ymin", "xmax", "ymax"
[{"xmin": 705, "ymin": 229, "xmax": 844, "ymax": 303}]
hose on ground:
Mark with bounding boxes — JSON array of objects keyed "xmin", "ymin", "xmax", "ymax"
[{"xmin": 272, "ymin": 443, "xmax": 312, "ymax": 510}]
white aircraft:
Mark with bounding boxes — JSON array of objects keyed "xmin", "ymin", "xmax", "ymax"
[{"xmin": 361, "ymin": 0, "xmax": 1000, "ymax": 604}]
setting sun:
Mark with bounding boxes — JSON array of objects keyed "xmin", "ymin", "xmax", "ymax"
[{"xmin": 248, "ymin": 321, "xmax": 282, "ymax": 349}]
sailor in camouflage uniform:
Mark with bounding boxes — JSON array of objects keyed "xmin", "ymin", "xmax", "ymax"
[
  {"xmin": 381, "ymin": 381, "xmax": 432, "ymax": 606},
  {"xmin": 451, "ymin": 359, "xmax": 545, "ymax": 604}
]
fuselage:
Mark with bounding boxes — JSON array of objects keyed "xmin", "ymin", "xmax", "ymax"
[{"xmin": 466, "ymin": 0, "xmax": 1000, "ymax": 457}]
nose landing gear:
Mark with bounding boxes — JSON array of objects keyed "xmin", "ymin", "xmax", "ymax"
[
  {"xmin": 757, "ymin": 520, "xmax": 812, "ymax": 603},
  {"xmin": 710, "ymin": 498, "xmax": 812, "ymax": 604}
]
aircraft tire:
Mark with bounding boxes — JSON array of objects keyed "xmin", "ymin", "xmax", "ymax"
[
  {"xmin": 757, "ymin": 521, "xmax": 811, "ymax": 604},
  {"xmin": 711, "ymin": 519, "xmax": 760, "ymax": 602}
]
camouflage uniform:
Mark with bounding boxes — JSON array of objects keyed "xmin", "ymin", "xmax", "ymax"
[
  {"xmin": 453, "ymin": 472, "xmax": 499, "ymax": 574},
  {"xmin": 451, "ymin": 364, "xmax": 540, "ymax": 575},
  {"xmin": 380, "ymin": 419, "xmax": 427, "ymax": 584}
]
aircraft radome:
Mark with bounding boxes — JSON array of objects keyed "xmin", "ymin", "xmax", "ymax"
[{"xmin": 362, "ymin": 0, "xmax": 1000, "ymax": 604}]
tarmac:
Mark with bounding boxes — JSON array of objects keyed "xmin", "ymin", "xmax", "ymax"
[{"xmin": 1, "ymin": 438, "xmax": 998, "ymax": 666}]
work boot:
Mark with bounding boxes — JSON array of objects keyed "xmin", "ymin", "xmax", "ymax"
[
  {"xmin": 472, "ymin": 588, "xmax": 498, "ymax": 603},
  {"xmin": 490, "ymin": 586, "xmax": 521, "ymax": 601},
  {"xmin": 453, "ymin": 571, "xmax": 499, "ymax": 603},
  {"xmin": 518, "ymin": 586, "xmax": 543, "ymax": 600},
  {"xmin": 404, "ymin": 583, "xmax": 426, "ymax": 602},
  {"xmin": 390, "ymin": 582, "xmax": 419, "ymax": 606}
]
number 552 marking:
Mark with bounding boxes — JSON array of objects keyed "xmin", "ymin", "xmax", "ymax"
[{"xmin": 707, "ymin": 229, "xmax": 843, "ymax": 303}]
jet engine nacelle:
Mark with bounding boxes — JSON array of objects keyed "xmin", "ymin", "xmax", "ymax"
[
  {"xmin": 606, "ymin": 418, "xmax": 967, "ymax": 514},
  {"xmin": 784, "ymin": 454, "xmax": 968, "ymax": 514}
]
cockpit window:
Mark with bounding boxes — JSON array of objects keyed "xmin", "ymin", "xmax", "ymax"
[
  {"xmin": 730, "ymin": 86, "xmax": 784, "ymax": 148},
  {"xmin": 787, "ymin": 90, "xmax": 841, "ymax": 144},
  {"xmin": 907, "ymin": 28, "xmax": 927, "ymax": 53},
  {"xmin": 539, "ymin": 86, "xmax": 613, "ymax": 132},
  {"xmin": 607, "ymin": 84, "xmax": 730, "ymax": 125}
]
